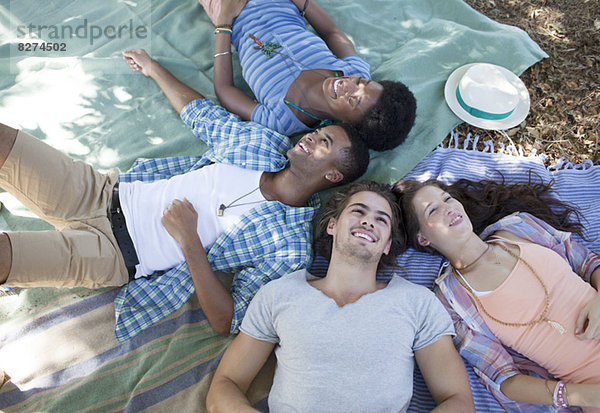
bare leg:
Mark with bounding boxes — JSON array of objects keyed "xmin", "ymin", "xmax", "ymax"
[
  {"xmin": 0, "ymin": 123, "xmax": 18, "ymax": 170},
  {"xmin": 0, "ymin": 233, "xmax": 12, "ymax": 284}
]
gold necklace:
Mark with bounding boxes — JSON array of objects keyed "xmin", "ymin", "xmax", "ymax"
[
  {"xmin": 217, "ymin": 186, "xmax": 262, "ymax": 217},
  {"xmin": 454, "ymin": 242, "xmax": 566, "ymax": 335}
]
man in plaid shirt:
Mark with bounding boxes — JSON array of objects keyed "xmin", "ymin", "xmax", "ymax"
[{"xmin": 0, "ymin": 49, "xmax": 369, "ymax": 341}]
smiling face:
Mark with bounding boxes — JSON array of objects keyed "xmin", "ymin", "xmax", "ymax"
[
  {"xmin": 327, "ymin": 191, "xmax": 393, "ymax": 263},
  {"xmin": 410, "ymin": 185, "xmax": 473, "ymax": 250},
  {"xmin": 323, "ymin": 75, "xmax": 384, "ymax": 123},
  {"xmin": 287, "ymin": 125, "xmax": 351, "ymax": 184}
]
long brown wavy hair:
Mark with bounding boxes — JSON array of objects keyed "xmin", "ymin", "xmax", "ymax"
[{"xmin": 393, "ymin": 173, "xmax": 585, "ymax": 254}]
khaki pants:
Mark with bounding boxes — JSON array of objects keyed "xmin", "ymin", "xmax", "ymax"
[{"xmin": 0, "ymin": 130, "xmax": 129, "ymax": 288}]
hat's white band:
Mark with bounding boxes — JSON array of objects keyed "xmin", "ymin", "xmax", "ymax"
[{"xmin": 456, "ymin": 87, "xmax": 515, "ymax": 121}]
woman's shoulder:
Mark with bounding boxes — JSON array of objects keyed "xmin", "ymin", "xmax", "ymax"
[
  {"xmin": 489, "ymin": 230, "xmax": 532, "ymax": 244},
  {"xmin": 484, "ymin": 212, "xmax": 571, "ymax": 250},
  {"xmin": 480, "ymin": 211, "xmax": 542, "ymax": 238}
]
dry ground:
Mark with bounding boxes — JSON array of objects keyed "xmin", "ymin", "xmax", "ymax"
[{"xmin": 443, "ymin": 0, "xmax": 600, "ymax": 165}]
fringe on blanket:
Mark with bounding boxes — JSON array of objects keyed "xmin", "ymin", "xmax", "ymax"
[{"xmin": 441, "ymin": 130, "xmax": 596, "ymax": 172}]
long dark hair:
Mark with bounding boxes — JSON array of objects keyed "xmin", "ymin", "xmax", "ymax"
[{"xmin": 393, "ymin": 173, "xmax": 585, "ymax": 253}]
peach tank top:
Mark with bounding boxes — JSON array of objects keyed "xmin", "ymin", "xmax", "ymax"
[{"xmin": 475, "ymin": 239, "xmax": 600, "ymax": 383}]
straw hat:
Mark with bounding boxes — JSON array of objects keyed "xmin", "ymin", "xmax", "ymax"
[{"xmin": 444, "ymin": 63, "xmax": 530, "ymax": 130}]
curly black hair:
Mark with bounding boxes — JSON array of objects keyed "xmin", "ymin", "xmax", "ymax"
[
  {"xmin": 335, "ymin": 123, "xmax": 370, "ymax": 186},
  {"xmin": 355, "ymin": 80, "xmax": 417, "ymax": 152}
]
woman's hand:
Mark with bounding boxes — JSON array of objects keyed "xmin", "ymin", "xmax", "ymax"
[
  {"xmin": 566, "ymin": 382, "xmax": 600, "ymax": 408},
  {"xmin": 122, "ymin": 49, "xmax": 155, "ymax": 77},
  {"xmin": 575, "ymin": 291, "xmax": 600, "ymax": 340},
  {"xmin": 161, "ymin": 198, "xmax": 201, "ymax": 249},
  {"xmin": 216, "ymin": 0, "xmax": 248, "ymax": 26}
]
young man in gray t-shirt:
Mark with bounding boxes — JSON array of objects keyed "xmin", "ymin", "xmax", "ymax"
[{"xmin": 206, "ymin": 181, "xmax": 475, "ymax": 412}]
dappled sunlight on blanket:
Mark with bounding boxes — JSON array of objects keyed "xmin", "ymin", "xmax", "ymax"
[{"xmin": 0, "ymin": 57, "xmax": 101, "ymax": 156}]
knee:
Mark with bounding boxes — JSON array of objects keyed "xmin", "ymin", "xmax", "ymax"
[
  {"xmin": 0, "ymin": 123, "xmax": 18, "ymax": 143},
  {"xmin": 0, "ymin": 233, "xmax": 12, "ymax": 284},
  {"xmin": 0, "ymin": 124, "xmax": 18, "ymax": 170}
]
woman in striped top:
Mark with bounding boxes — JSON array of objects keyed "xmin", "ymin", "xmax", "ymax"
[{"xmin": 202, "ymin": 0, "xmax": 416, "ymax": 151}]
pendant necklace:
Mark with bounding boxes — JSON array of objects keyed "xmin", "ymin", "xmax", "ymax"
[
  {"xmin": 217, "ymin": 185, "xmax": 262, "ymax": 217},
  {"xmin": 454, "ymin": 241, "xmax": 566, "ymax": 335},
  {"xmin": 248, "ymin": 33, "xmax": 339, "ymax": 127}
]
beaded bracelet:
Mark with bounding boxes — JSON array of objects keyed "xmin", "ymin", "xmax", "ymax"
[
  {"xmin": 553, "ymin": 381, "xmax": 569, "ymax": 409},
  {"xmin": 214, "ymin": 28, "xmax": 232, "ymax": 35},
  {"xmin": 214, "ymin": 51, "xmax": 232, "ymax": 58}
]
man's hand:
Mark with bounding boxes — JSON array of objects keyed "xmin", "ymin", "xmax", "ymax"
[
  {"xmin": 162, "ymin": 198, "xmax": 234, "ymax": 334},
  {"xmin": 575, "ymin": 291, "xmax": 600, "ymax": 340},
  {"xmin": 122, "ymin": 49, "xmax": 155, "ymax": 77},
  {"xmin": 161, "ymin": 198, "xmax": 200, "ymax": 249}
]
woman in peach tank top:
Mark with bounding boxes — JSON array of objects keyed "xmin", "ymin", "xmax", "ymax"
[
  {"xmin": 395, "ymin": 178, "xmax": 600, "ymax": 411},
  {"xmin": 477, "ymin": 238, "xmax": 600, "ymax": 384}
]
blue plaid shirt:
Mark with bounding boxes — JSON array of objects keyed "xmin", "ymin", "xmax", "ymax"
[{"xmin": 114, "ymin": 99, "xmax": 318, "ymax": 342}]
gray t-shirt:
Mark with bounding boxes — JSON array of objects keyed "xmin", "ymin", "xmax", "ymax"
[{"xmin": 240, "ymin": 269, "xmax": 454, "ymax": 413}]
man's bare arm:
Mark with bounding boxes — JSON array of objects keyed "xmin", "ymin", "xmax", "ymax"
[
  {"xmin": 123, "ymin": 49, "xmax": 203, "ymax": 114},
  {"xmin": 161, "ymin": 199, "xmax": 234, "ymax": 334},
  {"xmin": 207, "ymin": 332, "xmax": 275, "ymax": 412},
  {"xmin": 415, "ymin": 336, "xmax": 475, "ymax": 412}
]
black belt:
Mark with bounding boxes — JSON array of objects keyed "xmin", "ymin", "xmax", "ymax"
[{"xmin": 110, "ymin": 183, "xmax": 139, "ymax": 277}]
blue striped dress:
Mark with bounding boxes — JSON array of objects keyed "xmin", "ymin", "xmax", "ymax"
[{"xmin": 232, "ymin": 0, "xmax": 371, "ymax": 136}]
